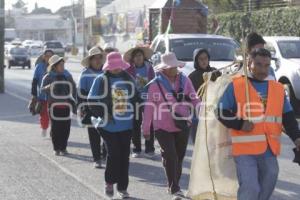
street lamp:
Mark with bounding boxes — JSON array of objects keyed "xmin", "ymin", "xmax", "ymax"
[{"xmin": 82, "ymin": 0, "xmax": 87, "ymax": 57}]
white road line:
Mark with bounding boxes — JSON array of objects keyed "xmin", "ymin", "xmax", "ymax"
[
  {"xmin": 29, "ymin": 146, "xmax": 107, "ymax": 200},
  {"xmin": 6, "ymin": 90, "xmax": 29, "ymax": 102}
]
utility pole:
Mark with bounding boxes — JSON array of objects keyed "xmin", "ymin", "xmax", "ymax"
[
  {"xmin": 0, "ymin": 0, "xmax": 5, "ymax": 93},
  {"xmin": 71, "ymin": 0, "xmax": 76, "ymax": 47},
  {"xmin": 82, "ymin": 0, "xmax": 87, "ymax": 57},
  {"xmin": 248, "ymin": 0, "xmax": 252, "ymax": 12}
]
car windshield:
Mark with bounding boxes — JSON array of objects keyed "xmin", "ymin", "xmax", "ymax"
[
  {"xmin": 170, "ymin": 38, "xmax": 239, "ymax": 61},
  {"xmin": 45, "ymin": 42, "xmax": 63, "ymax": 48},
  {"xmin": 278, "ymin": 41, "xmax": 300, "ymax": 59},
  {"xmin": 10, "ymin": 48, "xmax": 28, "ymax": 55}
]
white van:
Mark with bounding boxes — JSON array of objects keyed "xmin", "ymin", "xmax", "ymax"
[{"xmin": 264, "ymin": 36, "xmax": 300, "ymax": 114}]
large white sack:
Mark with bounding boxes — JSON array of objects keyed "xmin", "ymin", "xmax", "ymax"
[{"xmin": 187, "ymin": 72, "xmax": 240, "ymax": 200}]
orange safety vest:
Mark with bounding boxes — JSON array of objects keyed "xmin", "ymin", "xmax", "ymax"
[{"xmin": 231, "ymin": 76, "xmax": 285, "ymax": 156}]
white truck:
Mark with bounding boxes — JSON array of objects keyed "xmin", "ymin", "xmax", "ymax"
[
  {"xmin": 150, "ymin": 34, "xmax": 240, "ymax": 75},
  {"xmin": 264, "ymin": 36, "xmax": 300, "ymax": 114}
]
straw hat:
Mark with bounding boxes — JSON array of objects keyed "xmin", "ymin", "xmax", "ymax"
[
  {"xmin": 48, "ymin": 55, "xmax": 64, "ymax": 69},
  {"xmin": 81, "ymin": 46, "xmax": 106, "ymax": 67},
  {"xmin": 123, "ymin": 46, "xmax": 154, "ymax": 63},
  {"xmin": 102, "ymin": 52, "xmax": 130, "ymax": 71},
  {"xmin": 154, "ymin": 52, "xmax": 185, "ymax": 72}
]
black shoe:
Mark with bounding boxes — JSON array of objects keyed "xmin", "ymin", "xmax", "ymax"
[
  {"xmin": 105, "ymin": 183, "xmax": 114, "ymax": 198},
  {"xmin": 60, "ymin": 150, "xmax": 69, "ymax": 156},
  {"xmin": 94, "ymin": 160, "xmax": 103, "ymax": 169}
]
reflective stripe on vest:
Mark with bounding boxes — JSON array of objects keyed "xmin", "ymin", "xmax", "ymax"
[
  {"xmin": 231, "ymin": 135, "xmax": 267, "ymax": 143},
  {"xmin": 250, "ymin": 116, "xmax": 282, "ymax": 124}
]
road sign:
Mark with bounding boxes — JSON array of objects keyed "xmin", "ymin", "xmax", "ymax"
[{"xmin": 84, "ymin": 0, "xmax": 97, "ymax": 18}]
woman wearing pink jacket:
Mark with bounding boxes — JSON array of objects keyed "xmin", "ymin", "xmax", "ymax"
[{"xmin": 142, "ymin": 52, "xmax": 200, "ymax": 200}]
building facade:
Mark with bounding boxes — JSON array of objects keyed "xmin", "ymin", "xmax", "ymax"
[{"xmin": 15, "ymin": 14, "xmax": 72, "ymax": 43}]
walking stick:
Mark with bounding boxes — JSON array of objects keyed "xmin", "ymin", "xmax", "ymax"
[{"xmin": 242, "ymin": 37, "xmax": 251, "ymax": 120}]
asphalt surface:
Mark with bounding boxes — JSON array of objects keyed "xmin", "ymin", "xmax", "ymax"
[{"xmin": 0, "ymin": 57, "xmax": 299, "ymax": 200}]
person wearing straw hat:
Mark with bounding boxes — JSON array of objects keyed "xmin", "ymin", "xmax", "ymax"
[
  {"xmin": 217, "ymin": 48, "xmax": 300, "ymax": 200},
  {"xmin": 41, "ymin": 55, "xmax": 77, "ymax": 156},
  {"xmin": 142, "ymin": 52, "xmax": 200, "ymax": 200},
  {"xmin": 87, "ymin": 52, "xmax": 140, "ymax": 199},
  {"xmin": 124, "ymin": 46, "xmax": 156, "ymax": 158},
  {"xmin": 78, "ymin": 46, "xmax": 107, "ymax": 169},
  {"xmin": 30, "ymin": 49, "xmax": 54, "ymax": 137}
]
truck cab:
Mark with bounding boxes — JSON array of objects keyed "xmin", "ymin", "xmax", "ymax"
[{"xmin": 150, "ymin": 34, "xmax": 240, "ymax": 75}]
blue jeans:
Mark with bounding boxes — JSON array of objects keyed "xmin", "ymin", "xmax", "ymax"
[{"xmin": 234, "ymin": 148, "xmax": 279, "ymax": 200}]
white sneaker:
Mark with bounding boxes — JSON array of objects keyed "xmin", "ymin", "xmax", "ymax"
[
  {"xmin": 132, "ymin": 152, "xmax": 142, "ymax": 158},
  {"xmin": 94, "ymin": 160, "xmax": 103, "ymax": 169},
  {"xmin": 41, "ymin": 129, "xmax": 47, "ymax": 137},
  {"xmin": 117, "ymin": 190, "xmax": 130, "ymax": 199},
  {"xmin": 172, "ymin": 191, "xmax": 186, "ymax": 200}
]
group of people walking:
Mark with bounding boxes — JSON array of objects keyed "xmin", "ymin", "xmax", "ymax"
[{"xmin": 29, "ymin": 32, "xmax": 300, "ymax": 200}]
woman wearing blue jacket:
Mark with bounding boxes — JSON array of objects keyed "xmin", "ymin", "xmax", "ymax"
[
  {"xmin": 88, "ymin": 52, "xmax": 140, "ymax": 199},
  {"xmin": 78, "ymin": 46, "xmax": 107, "ymax": 168}
]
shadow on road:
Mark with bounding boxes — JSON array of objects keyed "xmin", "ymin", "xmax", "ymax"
[
  {"xmin": 129, "ymin": 161, "xmax": 190, "ymax": 190},
  {"xmin": 64, "ymin": 153, "xmax": 93, "ymax": 162}
]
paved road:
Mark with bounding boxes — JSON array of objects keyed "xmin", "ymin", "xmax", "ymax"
[{"xmin": 1, "ymin": 58, "xmax": 300, "ymax": 200}]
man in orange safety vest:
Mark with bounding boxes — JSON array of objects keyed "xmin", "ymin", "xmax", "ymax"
[{"xmin": 217, "ymin": 48, "xmax": 300, "ymax": 200}]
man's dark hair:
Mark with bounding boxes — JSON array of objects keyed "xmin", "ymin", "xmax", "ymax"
[
  {"xmin": 44, "ymin": 49, "xmax": 54, "ymax": 55},
  {"xmin": 250, "ymin": 48, "xmax": 271, "ymax": 59},
  {"xmin": 104, "ymin": 47, "xmax": 118, "ymax": 54},
  {"xmin": 247, "ymin": 32, "xmax": 266, "ymax": 51}
]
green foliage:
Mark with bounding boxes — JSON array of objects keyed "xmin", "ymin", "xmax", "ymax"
[
  {"xmin": 213, "ymin": 7, "xmax": 300, "ymax": 41},
  {"xmin": 203, "ymin": 0, "xmax": 288, "ymax": 13}
]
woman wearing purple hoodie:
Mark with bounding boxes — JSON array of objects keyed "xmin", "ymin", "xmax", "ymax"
[
  {"xmin": 124, "ymin": 46, "xmax": 156, "ymax": 158},
  {"xmin": 142, "ymin": 52, "xmax": 200, "ymax": 200}
]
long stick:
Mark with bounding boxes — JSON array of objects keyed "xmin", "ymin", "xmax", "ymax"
[{"xmin": 242, "ymin": 37, "xmax": 251, "ymax": 120}]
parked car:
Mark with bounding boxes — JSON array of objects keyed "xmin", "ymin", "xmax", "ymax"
[
  {"xmin": 22, "ymin": 40, "xmax": 35, "ymax": 49},
  {"xmin": 44, "ymin": 41, "xmax": 65, "ymax": 57},
  {"xmin": 5, "ymin": 46, "xmax": 31, "ymax": 69},
  {"xmin": 150, "ymin": 34, "xmax": 240, "ymax": 75},
  {"xmin": 264, "ymin": 36, "xmax": 300, "ymax": 114},
  {"xmin": 28, "ymin": 45, "xmax": 43, "ymax": 57}
]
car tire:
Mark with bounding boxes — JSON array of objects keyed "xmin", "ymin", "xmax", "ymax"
[
  {"xmin": 284, "ymin": 84, "xmax": 300, "ymax": 115},
  {"xmin": 22, "ymin": 65, "xmax": 25, "ymax": 69}
]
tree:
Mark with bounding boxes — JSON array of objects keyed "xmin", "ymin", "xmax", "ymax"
[
  {"xmin": 12, "ymin": 0, "xmax": 28, "ymax": 14},
  {"xmin": 203, "ymin": 0, "xmax": 288, "ymax": 13}
]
